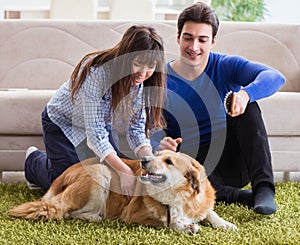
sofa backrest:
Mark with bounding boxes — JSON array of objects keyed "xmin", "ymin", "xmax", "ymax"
[
  {"xmin": 0, "ymin": 20, "xmax": 299, "ymax": 92},
  {"xmin": 215, "ymin": 22, "xmax": 300, "ymax": 92},
  {"xmin": 0, "ymin": 20, "xmax": 177, "ymax": 90}
]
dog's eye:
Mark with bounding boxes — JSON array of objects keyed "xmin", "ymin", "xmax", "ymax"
[{"xmin": 165, "ymin": 158, "xmax": 173, "ymax": 165}]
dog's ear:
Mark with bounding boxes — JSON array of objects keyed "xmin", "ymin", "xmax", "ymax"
[
  {"xmin": 185, "ymin": 158, "xmax": 207, "ymax": 194},
  {"xmin": 185, "ymin": 170, "xmax": 200, "ymax": 194}
]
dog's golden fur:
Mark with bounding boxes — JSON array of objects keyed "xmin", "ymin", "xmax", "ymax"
[{"xmin": 9, "ymin": 150, "xmax": 236, "ymax": 233}]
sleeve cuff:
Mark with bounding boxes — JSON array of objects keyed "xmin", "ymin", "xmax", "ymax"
[{"xmin": 134, "ymin": 143, "xmax": 152, "ymax": 158}]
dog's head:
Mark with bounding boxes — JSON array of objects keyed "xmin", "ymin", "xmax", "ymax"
[{"xmin": 139, "ymin": 150, "xmax": 208, "ymax": 199}]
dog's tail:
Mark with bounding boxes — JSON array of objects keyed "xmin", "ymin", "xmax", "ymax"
[{"xmin": 8, "ymin": 200, "xmax": 67, "ymax": 220}]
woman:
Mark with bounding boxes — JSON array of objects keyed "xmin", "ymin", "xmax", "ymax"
[{"xmin": 25, "ymin": 25, "xmax": 166, "ymax": 196}]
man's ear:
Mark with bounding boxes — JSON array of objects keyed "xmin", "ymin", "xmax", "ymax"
[
  {"xmin": 177, "ymin": 32, "xmax": 180, "ymax": 44},
  {"xmin": 211, "ymin": 36, "xmax": 217, "ymax": 48}
]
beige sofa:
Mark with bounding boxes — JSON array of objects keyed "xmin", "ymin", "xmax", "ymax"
[{"xmin": 0, "ymin": 20, "xmax": 299, "ymax": 181}]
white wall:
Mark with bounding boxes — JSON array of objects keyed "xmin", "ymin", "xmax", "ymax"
[
  {"xmin": 0, "ymin": 0, "xmax": 50, "ymax": 19},
  {"xmin": 1, "ymin": 0, "xmax": 300, "ymax": 23},
  {"xmin": 264, "ymin": 0, "xmax": 300, "ymax": 24}
]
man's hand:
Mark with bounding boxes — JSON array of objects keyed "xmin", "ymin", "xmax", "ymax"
[
  {"xmin": 159, "ymin": 137, "xmax": 182, "ymax": 152},
  {"xmin": 228, "ymin": 90, "xmax": 250, "ymax": 117}
]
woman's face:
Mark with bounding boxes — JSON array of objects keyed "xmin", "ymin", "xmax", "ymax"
[{"xmin": 132, "ymin": 57, "xmax": 157, "ymax": 85}]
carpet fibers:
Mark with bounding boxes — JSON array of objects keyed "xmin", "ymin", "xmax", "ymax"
[{"xmin": 0, "ymin": 182, "xmax": 299, "ymax": 244}]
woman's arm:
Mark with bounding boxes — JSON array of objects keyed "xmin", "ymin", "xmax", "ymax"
[
  {"xmin": 81, "ymin": 66, "xmax": 116, "ymax": 162},
  {"xmin": 80, "ymin": 67, "xmax": 137, "ymax": 197},
  {"xmin": 126, "ymin": 86, "xmax": 153, "ymax": 157}
]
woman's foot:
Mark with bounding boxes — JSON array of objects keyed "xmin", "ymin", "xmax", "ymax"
[
  {"xmin": 25, "ymin": 146, "xmax": 41, "ymax": 190},
  {"xmin": 25, "ymin": 146, "xmax": 38, "ymax": 159}
]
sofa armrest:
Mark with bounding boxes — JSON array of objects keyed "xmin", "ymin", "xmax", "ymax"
[
  {"xmin": 258, "ymin": 92, "xmax": 300, "ymax": 136},
  {"xmin": 0, "ymin": 90, "xmax": 56, "ymax": 135}
]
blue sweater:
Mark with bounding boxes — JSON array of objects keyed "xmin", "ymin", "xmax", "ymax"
[{"xmin": 151, "ymin": 52, "xmax": 285, "ymax": 153}]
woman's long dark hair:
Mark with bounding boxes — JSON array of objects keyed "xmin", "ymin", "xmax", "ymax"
[{"xmin": 70, "ymin": 25, "xmax": 166, "ymax": 136}]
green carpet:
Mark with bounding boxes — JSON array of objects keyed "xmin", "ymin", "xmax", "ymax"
[{"xmin": 1, "ymin": 182, "xmax": 299, "ymax": 245}]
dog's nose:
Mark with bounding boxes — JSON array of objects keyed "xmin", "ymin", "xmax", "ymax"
[
  {"xmin": 141, "ymin": 156, "xmax": 152, "ymax": 164},
  {"xmin": 141, "ymin": 156, "xmax": 152, "ymax": 168}
]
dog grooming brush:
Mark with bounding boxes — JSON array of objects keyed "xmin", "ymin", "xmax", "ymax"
[{"xmin": 224, "ymin": 91, "xmax": 233, "ymax": 114}]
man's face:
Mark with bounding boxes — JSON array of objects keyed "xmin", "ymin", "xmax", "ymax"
[{"xmin": 177, "ymin": 21, "xmax": 216, "ymax": 68}]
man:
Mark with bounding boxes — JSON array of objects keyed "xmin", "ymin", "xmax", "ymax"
[{"xmin": 151, "ymin": 2, "xmax": 285, "ymax": 215}]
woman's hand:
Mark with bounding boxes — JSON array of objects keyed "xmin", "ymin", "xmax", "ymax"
[
  {"xmin": 228, "ymin": 90, "xmax": 250, "ymax": 117},
  {"xmin": 105, "ymin": 153, "xmax": 136, "ymax": 198},
  {"xmin": 118, "ymin": 167, "xmax": 136, "ymax": 198},
  {"xmin": 159, "ymin": 137, "xmax": 182, "ymax": 152},
  {"xmin": 136, "ymin": 146, "xmax": 153, "ymax": 159}
]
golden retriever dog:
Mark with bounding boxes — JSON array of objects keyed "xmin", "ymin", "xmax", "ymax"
[{"xmin": 9, "ymin": 150, "xmax": 237, "ymax": 234}]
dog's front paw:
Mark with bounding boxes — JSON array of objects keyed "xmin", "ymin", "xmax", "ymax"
[
  {"xmin": 217, "ymin": 219, "xmax": 238, "ymax": 231},
  {"xmin": 171, "ymin": 220, "xmax": 200, "ymax": 234},
  {"xmin": 182, "ymin": 222, "xmax": 200, "ymax": 235},
  {"xmin": 206, "ymin": 211, "xmax": 238, "ymax": 231},
  {"xmin": 210, "ymin": 217, "xmax": 237, "ymax": 231}
]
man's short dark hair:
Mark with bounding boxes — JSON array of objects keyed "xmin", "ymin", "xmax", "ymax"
[{"xmin": 177, "ymin": 2, "xmax": 219, "ymax": 38}]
